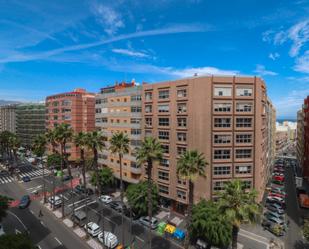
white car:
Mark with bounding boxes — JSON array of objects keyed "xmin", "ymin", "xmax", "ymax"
[
  {"xmin": 0, "ymin": 223, "xmax": 5, "ymax": 236},
  {"xmin": 99, "ymin": 195, "xmax": 112, "ymax": 204},
  {"xmin": 98, "ymin": 231, "xmax": 118, "ymax": 248},
  {"xmin": 48, "ymin": 195, "xmax": 62, "ymax": 208},
  {"xmin": 84, "ymin": 222, "xmax": 101, "ymax": 237}
]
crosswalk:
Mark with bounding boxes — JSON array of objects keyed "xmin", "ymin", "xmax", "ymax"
[{"xmin": 0, "ymin": 174, "xmax": 14, "ymax": 184}]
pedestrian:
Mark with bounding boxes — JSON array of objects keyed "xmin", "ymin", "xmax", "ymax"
[{"xmin": 38, "ymin": 209, "xmax": 43, "ymax": 217}]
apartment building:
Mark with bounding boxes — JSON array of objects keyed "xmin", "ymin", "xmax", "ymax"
[
  {"xmin": 297, "ymin": 109, "xmax": 305, "ymax": 174},
  {"xmin": 302, "ymin": 96, "xmax": 309, "ymax": 180},
  {"xmin": 16, "ymin": 103, "xmax": 46, "ymax": 147},
  {"xmin": 45, "ymin": 88, "xmax": 95, "ymax": 161},
  {"xmin": 142, "ymin": 75, "xmax": 274, "ymax": 212},
  {"xmin": 95, "ymin": 82, "xmax": 143, "ymax": 184},
  {"xmin": 0, "ymin": 104, "xmax": 17, "ymax": 133}
]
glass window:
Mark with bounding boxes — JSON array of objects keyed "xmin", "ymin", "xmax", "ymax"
[
  {"xmin": 214, "ymin": 134, "xmax": 231, "ymax": 144},
  {"xmin": 131, "ymin": 106, "xmax": 142, "ymax": 112},
  {"xmin": 213, "ymin": 181, "xmax": 226, "ymax": 191},
  {"xmin": 95, "ymin": 99, "xmax": 101, "ymax": 104},
  {"xmin": 158, "ymin": 90, "xmax": 169, "ymax": 99},
  {"xmin": 214, "ymin": 118, "xmax": 231, "ymax": 128},
  {"xmin": 214, "ymin": 103, "xmax": 232, "ymax": 112},
  {"xmin": 62, "ymin": 100, "xmax": 71, "ymax": 106},
  {"xmin": 213, "ymin": 166, "xmax": 231, "ymax": 175},
  {"xmin": 158, "ymin": 185, "xmax": 169, "ymax": 194},
  {"xmin": 158, "ymin": 104, "xmax": 169, "ymax": 113},
  {"xmin": 236, "ymin": 134, "xmax": 252, "ymax": 143},
  {"xmin": 158, "ymin": 131, "xmax": 169, "ymax": 140},
  {"xmin": 177, "ymin": 118, "xmax": 187, "ymax": 127},
  {"xmin": 236, "ymin": 102, "xmax": 253, "ymax": 112},
  {"xmin": 145, "ymin": 117, "xmax": 152, "ymax": 126},
  {"xmin": 62, "ymin": 115, "xmax": 71, "ymax": 120},
  {"xmin": 235, "ymin": 149, "xmax": 252, "ymax": 159},
  {"xmin": 160, "ymin": 158, "xmax": 169, "ymax": 167},
  {"xmin": 161, "ymin": 144, "xmax": 169, "ymax": 154},
  {"xmin": 236, "ymin": 88, "xmax": 253, "ymax": 97},
  {"xmin": 177, "ymin": 190, "xmax": 186, "ymax": 200},
  {"xmin": 235, "ymin": 165, "xmax": 252, "ymax": 174},
  {"xmin": 236, "ymin": 118, "xmax": 252, "ymax": 128},
  {"xmin": 177, "ymin": 103, "xmax": 187, "ymax": 114},
  {"xmin": 177, "ymin": 89, "xmax": 187, "ymax": 98},
  {"xmin": 95, "ymin": 108, "xmax": 101, "ymax": 113},
  {"xmin": 145, "ymin": 105, "xmax": 152, "ymax": 113},
  {"xmin": 177, "ymin": 132, "xmax": 187, "ymax": 142},
  {"xmin": 214, "ymin": 87, "xmax": 232, "ymax": 97},
  {"xmin": 158, "ymin": 171, "xmax": 169, "ymax": 181},
  {"xmin": 131, "ymin": 118, "xmax": 141, "ymax": 124},
  {"xmin": 177, "ymin": 147, "xmax": 187, "ymax": 155},
  {"xmin": 131, "ymin": 95, "xmax": 142, "ymax": 101},
  {"xmin": 158, "ymin": 118, "xmax": 169, "ymax": 126},
  {"xmin": 131, "ymin": 129, "xmax": 141, "ymax": 135},
  {"xmin": 214, "ymin": 149, "xmax": 230, "ymax": 159},
  {"xmin": 145, "ymin": 92, "xmax": 152, "ymax": 101},
  {"xmin": 242, "ymin": 180, "xmax": 252, "ymax": 189}
]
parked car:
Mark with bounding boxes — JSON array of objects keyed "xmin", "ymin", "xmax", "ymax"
[
  {"xmin": 266, "ymin": 205, "xmax": 285, "ymax": 215},
  {"xmin": 265, "ymin": 215, "xmax": 285, "ymax": 226},
  {"xmin": 71, "ymin": 210, "xmax": 87, "ymax": 227},
  {"xmin": 74, "ymin": 185, "xmax": 86, "ymax": 194},
  {"xmin": 264, "ymin": 211, "xmax": 284, "ymax": 220},
  {"xmin": 271, "ymin": 186, "xmax": 285, "ymax": 193},
  {"xmin": 19, "ymin": 195, "xmax": 31, "ymax": 209},
  {"xmin": 266, "ymin": 202, "xmax": 285, "ymax": 210},
  {"xmin": 267, "ymin": 196, "xmax": 285, "ymax": 204},
  {"xmin": 272, "ymin": 180, "xmax": 284, "ymax": 186},
  {"xmin": 138, "ymin": 216, "xmax": 158, "ymax": 229},
  {"xmin": 109, "ymin": 201, "xmax": 127, "ymax": 212},
  {"xmin": 273, "ymin": 176, "xmax": 284, "ymax": 182},
  {"xmin": 269, "ymin": 192, "xmax": 286, "ymax": 199},
  {"xmin": 22, "ymin": 176, "xmax": 31, "ymax": 182},
  {"xmin": 99, "ymin": 195, "xmax": 112, "ymax": 204},
  {"xmin": 261, "ymin": 220, "xmax": 285, "ymax": 236},
  {"xmin": 48, "ymin": 195, "xmax": 62, "ymax": 208},
  {"xmin": 98, "ymin": 231, "xmax": 118, "ymax": 248},
  {"xmin": 84, "ymin": 222, "xmax": 102, "ymax": 237}
]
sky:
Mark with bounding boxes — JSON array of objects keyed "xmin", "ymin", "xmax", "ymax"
[{"xmin": 0, "ymin": 0, "xmax": 309, "ymax": 119}]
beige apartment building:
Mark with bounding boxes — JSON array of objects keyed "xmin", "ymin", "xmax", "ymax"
[
  {"xmin": 0, "ymin": 104, "xmax": 17, "ymax": 133},
  {"xmin": 46, "ymin": 88, "xmax": 95, "ymax": 161},
  {"xmin": 95, "ymin": 82, "xmax": 143, "ymax": 184},
  {"xmin": 142, "ymin": 75, "xmax": 275, "ymax": 212}
]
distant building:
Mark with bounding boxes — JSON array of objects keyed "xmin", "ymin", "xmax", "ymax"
[
  {"xmin": 302, "ymin": 96, "xmax": 309, "ymax": 181},
  {"xmin": 0, "ymin": 104, "xmax": 17, "ymax": 133},
  {"xmin": 45, "ymin": 88, "xmax": 95, "ymax": 161},
  {"xmin": 297, "ymin": 109, "xmax": 305, "ymax": 173},
  {"xmin": 16, "ymin": 103, "xmax": 46, "ymax": 147},
  {"xmin": 95, "ymin": 81, "xmax": 143, "ymax": 185}
]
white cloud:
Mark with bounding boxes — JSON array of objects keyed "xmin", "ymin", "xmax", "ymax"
[
  {"xmin": 254, "ymin": 64, "xmax": 278, "ymax": 76},
  {"xmin": 269, "ymin": 52, "xmax": 280, "ymax": 60},
  {"xmin": 169, "ymin": 67, "xmax": 238, "ymax": 77},
  {"xmin": 294, "ymin": 50, "xmax": 309, "ymax": 73},
  {"xmin": 112, "ymin": 48, "xmax": 150, "ymax": 58}
]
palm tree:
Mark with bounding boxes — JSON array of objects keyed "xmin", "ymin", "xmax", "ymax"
[
  {"xmin": 8, "ymin": 134, "xmax": 21, "ymax": 167},
  {"xmin": 109, "ymin": 131, "xmax": 130, "ymax": 246},
  {"xmin": 218, "ymin": 180, "xmax": 261, "ymax": 249},
  {"xmin": 136, "ymin": 137, "xmax": 163, "ymax": 249},
  {"xmin": 54, "ymin": 123, "xmax": 73, "ymax": 217},
  {"xmin": 45, "ymin": 129, "xmax": 57, "ymax": 153},
  {"xmin": 177, "ymin": 150, "xmax": 207, "ymax": 249},
  {"xmin": 32, "ymin": 134, "xmax": 47, "ymax": 203},
  {"xmin": 73, "ymin": 132, "xmax": 88, "ymax": 189}
]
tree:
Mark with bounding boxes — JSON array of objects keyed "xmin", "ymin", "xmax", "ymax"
[
  {"xmin": 74, "ymin": 132, "xmax": 88, "ymax": 188},
  {"xmin": 47, "ymin": 153, "xmax": 62, "ymax": 169},
  {"xmin": 177, "ymin": 150, "xmax": 207, "ymax": 249},
  {"xmin": 90, "ymin": 167, "xmax": 114, "ymax": 191},
  {"xmin": 85, "ymin": 131, "xmax": 105, "ymax": 196},
  {"xmin": 45, "ymin": 129, "xmax": 57, "ymax": 153},
  {"xmin": 0, "ymin": 131, "xmax": 12, "ymax": 159},
  {"xmin": 8, "ymin": 134, "xmax": 21, "ymax": 166},
  {"xmin": 303, "ymin": 219, "xmax": 309, "ymax": 241},
  {"xmin": 32, "ymin": 134, "xmax": 47, "ymax": 203},
  {"xmin": 126, "ymin": 181, "xmax": 159, "ymax": 217},
  {"xmin": 191, "ymin": 200, "xmax": 231, "ymax": 249},
  {"xmin": 0, "ymin": 195, "xmax": 11, "ymax": 222},
  {"xmin": 109, "ymin": 131, "xmax": 130, "ymax": 246},
  {"xmin": 136, "ymin": 137, "xmax": 162, "ymax": 248},
  {"xmin": 0, "ymin": 233, "xmax": 36, "ymax": 249},
  {"xmin": 218, "ymin": 180, "xmax": 261, "ymax": 249}
]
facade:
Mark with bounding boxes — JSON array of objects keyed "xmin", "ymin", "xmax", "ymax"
[
  {"xmin": 95, "ymin": 82, "xmax": 143, "ymax": 184},
  {"xmin": 275, "ymin": 128, "xmax": 289, "ymax": 153},
  {"xmin": 142, "ymin": 75, "xmax": 274, "ymax": 212},
  {"xmin": 297, "ymin": 109, "xmax": 305, "ymax": 174},
  {"xmin": 0, "ymin": 104, "xmax": 17, "ymax": 133},
  {"xmin": 45, "ymin": 88, "xmax": 95, "ymax": 161},
  {"xmin": 16, "ymin": 103, "xmax": 46, "ymax": 147},
  {"xmin": 303, "ymin": 97, "xmax": 309, "ymax": 180}
]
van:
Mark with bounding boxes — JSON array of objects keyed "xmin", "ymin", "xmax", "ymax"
[
  {"xmin": 72, "ymin": 210, "xmax": 87, "ymax": 226},
  {"xmin": 98, "ymin": 231, "xmax": 118, "ymax": 248},
  {"xmin": 48, "ymin": 196, "xmax": 62, "ymax": 208}
]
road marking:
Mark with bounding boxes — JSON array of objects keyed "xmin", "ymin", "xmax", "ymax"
[
  {"xmin": 37, "ymin": 245, "xmax": 42, "ymax": 249},
  {"xmin": 54, "ymin": 237, "xmax": 62, "ymax": 245},
  {"xmin": 74, "ymin": 200, "xmax": 97, "ymax": 211},
  {"xmin": 68, "ymin": 198, "xmax": 90, "ymax": 207},
  {"xmin": 239, "ymin": 231, "xmax": 269, "ymax": 248},
  {"xmin": 40, "ymin": 221, "xmax": 46, "ymax": 227},
  {"xmin": 7, "ymin": 211, "xmax": 28, "ymax": 232},
  {"xmin": 30, "ymin": 210, "xmax": 34, "ymax": 215},
  {"xmin": 239, "ymin": 229, "xmax": 269, "ymax": 242},
  {"xmin": 136, "ymin": 236, "xmax": 144, "ymax": 242}
]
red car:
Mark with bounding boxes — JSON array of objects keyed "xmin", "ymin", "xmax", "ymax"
[
  {"xmin": 269, "ymin": 192, "xmax": 286, "ymax": 199},
  {"xmin": 273, "ymin": 175, "xmax": 284, "ymax": 182}
]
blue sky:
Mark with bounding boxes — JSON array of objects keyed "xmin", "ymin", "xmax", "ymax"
[{"xmin": 0, "ymin": 0, "xmax": 309, "ymax": 119}]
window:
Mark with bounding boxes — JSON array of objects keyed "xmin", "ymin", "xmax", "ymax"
[
  {"xmin": 52, "ymin": 101, "xmax": 59, "ymax": 106},
  {"xmin": 145, "ymin": 117, "xmax": 152, "ymax": 126},
  {"xmin": 95, "ymin": 99, "xmax": 101, "ymax": 104},
  {"xmin": 177, "ymin": 103, "xmax": 187, "ymax": 114},
  {"xmin": 158, "ymin": 104, "xmax": 169, "ymax": 113},
  {"xmin": 177, "ymin": 132, "xmax": 187, "ymax": 142},
  {"xmin": 101, "ymin": 98, "xmax": 108, "ymax": 103},
  {"xmin": 158, "ymin": 171, "xmax": 169, "ymax": 181},
  {"xmin": 145, "ymin": 92, "xmax": 152, "ymax": 101},
  {"xmin": 160, "ymin": 158, "xmax": 169, "ymax": 167},
  {"xmin": 213, "ymin": 166, "xmax": 231, "ymax": 175},
  {"xmin": 158, "ymin": 185, "xmax": 169, "ymax": 194},
  {"xmin": 62, "ymin": 100, "xmax": 71, "ymax": 106},
  {"xmin": 158, "ymin": 90, "xmax": 169, "ymax": 99},
  {"xmin": 177, "ymin": 178, "xmax": 186, "ymax": 185},
  {"xmin": 236, "ymin": 134, "xmax": 252, "ymax": 143},
  {"xmin": 145, "ymin": 130, "xmax": 152, "ymax": 137},
  {"xmin": 145, "ymin": 105, "xmax": 152, "ymax": 113},
  {"xmin": 131, "ymin": 118, "xmax": 141, "ymax": 124},
  {"xmin": 52, "ymin": 108, "xmax": 59, "ymax": 113},
  {"xmin": 131, "ymin": 106, "xmax": 142, "ymax": 112},
  {"xmin": 236, "ymin": 149, "xmax": 252, "ymax": 159},
  {"xmin": 236, "ymin": 103, "xmax": 253, "ymax": 112},
  {"xmin": 214, "ymin": 103, "xmax": 232, "ymax": 112},
  {"xmin": 177, "ymin": 118, "xmax": 187, "ymax": 127},
  {"xmin": 161, "ymin": 144, "xmax": 169, "ymax": 154},
  {"xmin": 131, "ymin": 129, "xmax": 141, "ymax": 135},
  {"xmin": 235, "ymin": 165, "xmax": 252, "ymax": 174},
  {"xmin": 214, "ymin": 87, "xmax": 232, "ymax": 97},
  {"xmin": 177, "ymin": 190, "xmax": 186, "ymax": 200},
  {"xmin": 53, "ymin": 116, "xmax": 58, "ymax": 120},
  {"xmin": 236, "ymin": 88, "xmax": 253, "ymax": 97},
  {"xmin": 158, "ymin": 131, "xmax": 169, "ymax": 140},
  {"xmin": 62, "ymin": 108, "xmax": 71, "ymax": 113},
  {"xmin": 214, "ymin": 134, "xmax": 231, "ymax": 144},
  {"xmin": 177, "ymin": 147, "xmax": 186, "ymax": 155},
  {"xmin": 62, "ymin": 115, "xmax": 71, "ymax": 120},
  {"xmin": 243, "ymin": 180, "xmax": 252, "ymax": 189},
  {"xmin": 214, "ymin": 118, "xmax": 231, "ymax": 128},
  {"xmin": 102, "ymin": 118, "xmax": 108, "ymax": 123},
  {"xmin": 131, "ymin": 95, "xmax": 141, "ymax": 101},
  {"xmin": 236, "ymin": 118, "xmax": 252, "ymax": 128},
  {"xmin": 131, "ymin": 140, "xmax": 142, "ymax": 146},
  {"xmin": 177, "ymin": 89, "xmax": 187, "ymax": 98},
  {"xmin": 214, "ymin": 149, "xmax": 230, "ymax": 159},
  {"xmin": 159, "ymin": 118, "xmax": 169, "ymax": 126},
  {"xmin": 95, "ymin": 108, "xmax": 101, "ymax": 113},
  {"xmin": 213, "ymin": 181, "xmax": 226, "ymax": 191}
]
